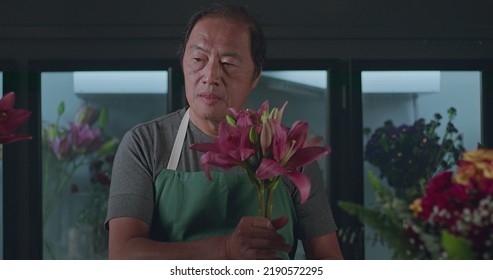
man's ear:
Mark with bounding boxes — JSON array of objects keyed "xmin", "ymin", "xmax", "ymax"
[{"xmin": 250, "ymin": 72, "xmax": 261, "ymax": 90}]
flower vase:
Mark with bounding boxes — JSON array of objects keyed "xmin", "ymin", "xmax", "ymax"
[
  {"xmin": 68, "ymin": 191, "xmax": 108, "ymax": 259},
  {"xmin": 68, "ymin": 224, "xmax": 92, "ymax": 259}
]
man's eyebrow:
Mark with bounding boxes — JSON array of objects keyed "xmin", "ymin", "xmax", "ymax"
[
  {"xmin": 190, "ymin": 44, "xmax": 207, "ymax": 52},
  {"xmin": 190, "ymin": 44, "xmax": 241, "ymax": 60},
  {"xmin": 221, "ymin": 51, "xmax": 241, "ymax": 60}
]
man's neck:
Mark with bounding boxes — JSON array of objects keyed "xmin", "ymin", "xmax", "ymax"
[{"xmin": 188, "ymin": 111, "xmax": 219, "ymax": 138}]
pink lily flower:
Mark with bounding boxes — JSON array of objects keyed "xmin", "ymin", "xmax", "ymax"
[
  {"xmin": 229, "ymin": 100, "xmax": 266, "ymax": 127},
  {"xmin": 74, "ymin": 104, "xmax": 100, "ymax": 126},
  {"xmin": 190, "ymin": 121, "xmax": 256, "ymax": 179},
  {"xmin": 0, "ymin": 92, "xmax": 32, "ymax": 144},
  {"xmin": 49, "ymin": 135, "xmax": 75, "ymax": 161},
  {"xmin": 69, "ymin": 123, "xmax": 103, "ymax": 154},
  {"xmin": 256, "ymin": 120, "xmax": 331, "ymax": 203},
  {"xmin": 190, "ymin": 100, "xmax": 331, "ymax": 209},
  {"xmin": 229, "ymin": 100, "xmax": 287, "ymax": 130}
]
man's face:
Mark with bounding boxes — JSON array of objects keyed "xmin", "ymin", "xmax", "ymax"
[{"xmin": 182, "ymin": 17, "xmax": 259, "ymax": 133}]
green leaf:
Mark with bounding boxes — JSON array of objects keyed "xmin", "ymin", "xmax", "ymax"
[
  {"xmin": 98, "ymin": 107, "xmax": 109, "ymax": 131},
  {"xmin": 339, "ymin": 200, "xmax": 419, "ymax": 259},
  {"xmin": 477, "ymin": 142, "xmax": 487, "ymax": 149},
  {"xmin": 97, "ymin": 138, "xmax": 119, "ymax": 157},
  {"xmin": 441, "ymin": 230, "xmax": 474, "ymax": 259},
  {"xmin": 57, "ymin": 101, "xmax": 65, "ymax": 116},
  {"xmin": 368, "ymin": 171, "xmax": 396, "ymax": 207}
]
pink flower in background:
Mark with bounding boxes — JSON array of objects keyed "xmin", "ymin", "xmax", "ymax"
[
  {"xmin": 0, "ymin": 92, "xmax": 32, "ymax": 144},
  {"xmin": 42, "ymin": 101, "xmax": 119, "ymax": 228},
  {"xmin": 45, "ymin": 103, "xmax": 111, "ymax": 161},
  {"xmin": 49, "ymin": 136, "xmax": 74, "ymax": 161},
  {"xmin": 190, "ymin": 100, "xmax": 331, "ymax": 218},
  {"xmin": 74, "ymin": 104, "xmax": 100, "ymax": 126},
  {"xmin": 68, "ymin": 123, "xmax": 103, "ymax": 154},
  {"xmin": 48, "ymin": 124, "xmax": 103, "ymax": 160}
]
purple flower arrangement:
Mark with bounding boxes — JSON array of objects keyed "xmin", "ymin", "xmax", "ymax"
[{"xmin": 364, "ymin": 108, "xmax": 465, "ymax": 201}]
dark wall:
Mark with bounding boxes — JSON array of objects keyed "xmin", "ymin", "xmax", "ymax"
[{"xmin": 1, "ymin": 0, "xmax": 492, "ymax": 65}]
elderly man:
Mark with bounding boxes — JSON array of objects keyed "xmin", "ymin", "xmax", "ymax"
[{"xmin": 106, "ymin": 3, "xmax": 343, "ymax": 260}]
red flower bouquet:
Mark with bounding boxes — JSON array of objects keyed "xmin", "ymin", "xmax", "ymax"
[{"xmin": 410, "ymin": 149, "xmax": 493, "ymax": 259}]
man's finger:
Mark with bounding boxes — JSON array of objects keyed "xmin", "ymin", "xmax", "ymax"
[{"xmin": 271, "ymin": 215, "xmax": 289, "ymax": 230}]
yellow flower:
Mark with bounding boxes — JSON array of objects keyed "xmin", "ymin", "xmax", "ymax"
[
  {"xmin": 484, "ymin": 161, "xmax": 493, "ymax": 179},
  {"xmin": 409, "ymin": 198, "xmax": 423, "ymax": 216},
  {"xmin": 454, "ymin": 149, "xmax": 493, "ymax": 183},
  {"xmin": 462, "ymin": 149, "xmax": 493, "ymax": 162},
  {"xmin": 453, "ymin": 161, "xmax": 478, "ymax": 185}
]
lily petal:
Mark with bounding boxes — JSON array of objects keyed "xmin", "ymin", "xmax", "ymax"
[
  {"xmin": 260, "ymin": 120, "xmax": 273, "ymax": 155},
  {"xmin": 0, "ymin": 92, "xmax": 15, "ymax": 110},
  {"xmin": 200, "ymin": 160, "xmax": 213, "ymax": 180},
  {"xmin": 256, "ymin": 158, "xmax": 286, "ymax": 180},
  {"xmin": 0, "ymin": 109, "xmax": 32, "ymax": 135},
  {"xmin": 238, "ymin": 129, "xmax": 255, "ymax": 160},
  {"xmin": 287, "ymin": 121, "xmax": 308, "ymax": 151},
  {"xmin": 200, "ymin": 151, "xmax": 239, "ymax": 168},
  {"xmin": 0, "ymin": 133, "xmax": 32, "ymax": 145},
  {"xmin": 303, "ymin": 135, "xmax": 324, "ymax": 148},
  {"xmin": 286, "ymin": 170, "xmax": 311, "ymax": 203},
  {"xmin": 190, "ymin": 142, "xmax": 219, "ymax": 153},
  {"xmin": 258, "ymin": 100, "xmax": 269, "ymax": 117},
  {"xmin": 286, "ymin": 146, "xmax": 331, "ymax": 169},
  {"xmin": 276, "ymin": 101, "xmax": 288, "ymax": 122},
  {"xmin": 272, "ymin": 121, "xmax": 287, "ymax": 162}
]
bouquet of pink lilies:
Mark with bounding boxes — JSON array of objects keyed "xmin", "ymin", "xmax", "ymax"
[{"xmin": 190, "ymin": 100, "xmax": 331, "ymax": 219}]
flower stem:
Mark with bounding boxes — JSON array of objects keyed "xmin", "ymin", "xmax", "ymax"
[{"xmin": 264, "ymin": 177, "xmax": 280, "ymax": 220}]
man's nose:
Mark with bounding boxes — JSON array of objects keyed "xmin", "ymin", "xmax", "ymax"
[{"xmin": 202, "ymin": 60, "xmax": 221, "ymax": 86}]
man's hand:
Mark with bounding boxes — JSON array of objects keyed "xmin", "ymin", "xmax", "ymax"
[{"xmin": 224, "ymin": 216, "xmax": 291, "ymax": 259}]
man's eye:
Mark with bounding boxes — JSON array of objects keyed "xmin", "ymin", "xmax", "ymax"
[
  {"xmin": 221, "ymin": 61, "xmax": 237, "ymax": 67},
  {"xmin": 190, "ymin": 58, "xmax": 205, "ymax": 69}
]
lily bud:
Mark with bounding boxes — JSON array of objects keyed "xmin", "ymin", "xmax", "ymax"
[
  {"xmin": 46, "ymin": 124, "xmax": 58, "ymax": 141},
  {"xmin": 97, "ymin": 138, "xmax": 119, "ymax": 157},
  {"xmin": 98, "ymin": 107, "xmax": 108, "ymax": 130},
  {"xmin": 57, "ymin": 101, "xmax": 65, "ymax": 117},
  {"xmin": 261, "ymin": 110, "xmax": 269, "ymax": 123},
  {"xmin": 249, "ymin": 127, "xmax": 259, "ymax": 144},
  {"xmin": 260, "ymin": 120, "xmax": 273, "ymax": 155},
  {"xmin": 75, "ymin": 104, "xmax": 100, "ymax": 126},
  {"xmin": 226, "ymin": 114, "xmax": 236, "ymax": 126},
  {"xmin": 269, "ymin": 108, "xmax": 279, "ymax": 120},
  {"xmin": 278, "ymin": 101, "xmax": 288, "ymax": 123}
]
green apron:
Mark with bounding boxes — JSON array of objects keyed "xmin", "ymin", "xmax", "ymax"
[{"xmin": 150, "ymin": 109, "xmax": 297, "ymax": 259}]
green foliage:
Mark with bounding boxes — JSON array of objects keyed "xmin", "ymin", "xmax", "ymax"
[
  {"xmin": 338, "ymin": 171, "xmax": 423, "ymax": 259},
  {"xmin": 441, "ymin": 230, "xmax": 474, "ymax": 260},
  {"xmin": 342, "ymin": 109, "xmax": 468, "ymax": 258}
]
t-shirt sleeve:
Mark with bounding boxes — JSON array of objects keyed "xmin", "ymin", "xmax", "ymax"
[
  {"xmin": 291, "ymin": 161, "xmax": 337, "ymax": 240},
  {"xmin": 105, "ymin": 129, "xmax": 155, "ymax": 229}
]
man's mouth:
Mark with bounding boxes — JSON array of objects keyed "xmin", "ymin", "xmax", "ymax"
[{"xmin": 199, "ymin": 93, "xmax": 221, "ymax": 104}]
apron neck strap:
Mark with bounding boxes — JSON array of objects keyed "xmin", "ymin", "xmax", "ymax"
[{"xmin": 167, "ymin": 108, "xmax": 190, "ymax": 170}]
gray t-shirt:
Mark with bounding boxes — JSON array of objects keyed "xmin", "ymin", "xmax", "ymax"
[{"xmin": 105, "ymin": 108, "xmax": 337, "ymax": 240}]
